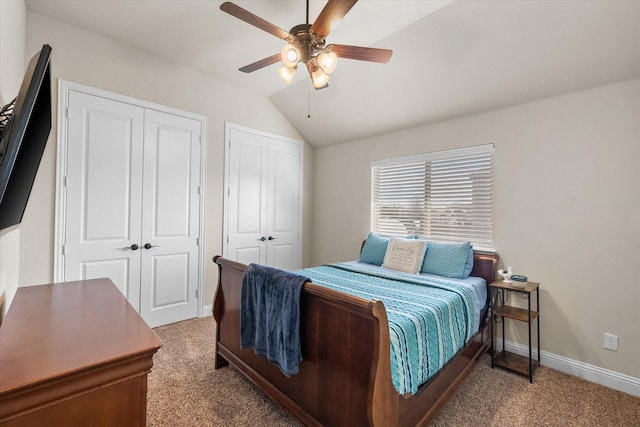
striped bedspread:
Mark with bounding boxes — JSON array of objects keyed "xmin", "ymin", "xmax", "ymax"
[{"xmin": 296, "ymin": 262, "xmax": 475, "ymax": 395}]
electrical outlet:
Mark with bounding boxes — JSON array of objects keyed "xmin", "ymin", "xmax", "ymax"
[{"xmin": 604, "ymin": 333, "xmax": 618, "ymax": 351}]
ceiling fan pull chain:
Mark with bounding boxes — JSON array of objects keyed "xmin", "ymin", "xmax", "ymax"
[{"xmin": 307, "ymin": 89, "xmax": 311, "ymax": 119}]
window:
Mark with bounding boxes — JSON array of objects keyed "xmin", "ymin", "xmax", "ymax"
[{"xmin": 371, "ymin": 144, "xmax": 494, "ymax": 249}]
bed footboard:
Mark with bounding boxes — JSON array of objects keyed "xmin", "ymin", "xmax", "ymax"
[{"xmin": 213, "ymin": 256, "xmax": 394, "ymax": 426}]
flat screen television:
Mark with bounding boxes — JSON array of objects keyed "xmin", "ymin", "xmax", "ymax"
[{"xmin": 0, "ymin": 44, "xmax": 52, "ymax": 230}]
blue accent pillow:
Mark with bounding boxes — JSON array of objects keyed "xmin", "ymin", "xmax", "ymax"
[
  {"xmin": 360, "ymin": 232, "xmax": 390, "ymax": 266},
  {"xmin": 421, "ymin": 241, "xmax": 471, "ymax": 279},
  {"xmin": 463, "ymin": 244, "xmax": 474, "ymax": 278}
]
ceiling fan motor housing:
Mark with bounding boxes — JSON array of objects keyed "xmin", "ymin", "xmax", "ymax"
[{"xmin": 288, "ymin": 24, "xmax": 326, "ymax": 64}]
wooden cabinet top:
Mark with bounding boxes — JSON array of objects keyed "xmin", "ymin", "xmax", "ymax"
[
  {"xmin": 490, "ymin": 279, "xmax": 539, "ymax": 293},
  {"xmin": 0, "ymin": 278, "xmax": 162, "ymax": 395}
]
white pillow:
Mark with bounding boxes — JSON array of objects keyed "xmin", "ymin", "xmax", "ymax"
[{"xmin": 382, "ymin": 237, "xmax": 427, "ymax": 274}]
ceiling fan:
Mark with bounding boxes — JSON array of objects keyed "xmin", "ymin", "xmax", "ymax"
[{"xmin": 220, "ymin": 0, "xmax": 393, "ymax": 90}]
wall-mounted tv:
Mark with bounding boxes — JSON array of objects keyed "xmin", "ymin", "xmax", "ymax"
[{"xmin": 0, "ymin": 44, "xmax": 52, "ymax": 230}]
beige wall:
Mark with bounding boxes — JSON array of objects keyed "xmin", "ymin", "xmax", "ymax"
[
  {"xmin": 312, "ymin": 79, "xmax": 640, "ymax": 378},
  {"xmin": 0, "ymin": 0, "xmax": 26, "ymax": 318},
  {"xmin": 22, "ymin": 11, "xmax": 313, "ymax": 308}
]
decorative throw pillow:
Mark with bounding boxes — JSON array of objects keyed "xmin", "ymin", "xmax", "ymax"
[
  {"xmin": 359, "ymin": 232, "xmax": 390, "ymax": 266},
  {"xmin": 421, "ymin": 241, "xmax": 471, "ymax": 279},
  {"xmin": 382, "ymin": 237, "xmax": 427, "ymax": 274}
]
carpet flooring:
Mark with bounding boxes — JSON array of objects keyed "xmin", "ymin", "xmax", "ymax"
[{"xmin": 147, "ymin": 317, "xmax": 640, "ymax": 426}]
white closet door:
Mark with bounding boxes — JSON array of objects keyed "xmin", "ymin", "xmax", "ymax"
[
  {"xmin": 139, "ymin": 109, "xmax": 201, "ymax": 327},
  {"xmin": 225, "ymin": 124, "xmax": 301, "ymax": 270},
  {"xmin": 266, "ymin": 139, "xmax": 301, "ymax": 271},
  {"xmin": 226, "ymin": 127, "xmax": 269, "ymax": 265},
  {"xmin": 64, "ymin": 91, "xmax": 144, "ymax": 308},
  {"xmin": 60, "ymin": 85, "xmax": 204, "ymax": 328}
]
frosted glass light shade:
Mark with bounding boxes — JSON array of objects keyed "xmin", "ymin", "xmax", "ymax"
[
  {"xmin": 318, "ymin": 51, "xmax": 337, "ymax": 74},
  {"xmin": 311, "ymin": 67, "xmax": 330, "ymax": 89},
  {"xmin": 281, "ymin": 44, "xmax": 300, "ymax": 68},
  {"xmin": 278, "ymin": 65, "xmax": 297, "ymax": 84}
]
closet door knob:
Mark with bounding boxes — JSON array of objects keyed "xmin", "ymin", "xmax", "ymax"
[
  {"xmin": 258, "ymin": 236, "xmax": 267, "ymax": 241},
  {"xmin": 126, "ymin": 244, "xmax": 139, "ymax": 251},
  {"xmin": 143, "ymin": 243, "xmax": 159, "ymax": 250},
  {"xmin": 268, "ymin": 236, "xmax": 277, "ymax": 241}
]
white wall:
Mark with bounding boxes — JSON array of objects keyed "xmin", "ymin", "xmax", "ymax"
[
  {"xmin": 23, "ymin": 10, "xmax": 313, "ymax": 307},
  {"xmin": 0, "ymin": 0, "xmax": 26, "ymax": 318},
  {"xmin": 312, "ymin": 79, "xmax": 640, "ymax": 379}
]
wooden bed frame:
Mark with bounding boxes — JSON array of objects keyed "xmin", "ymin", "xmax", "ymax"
[{"xmin": 212, "ymin": 251, "xmax": 498, "ymax": 426}]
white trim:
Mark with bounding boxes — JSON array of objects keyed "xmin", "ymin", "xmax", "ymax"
[
  {"xmin": 496, "ymin": 338, "xmax": 640, "ymax": 397},
  {"xmin": 54, "ymin": 79, "xmax": 207, "ymax": 318},
  {"xmin": 196, "ymin": 110, "xmax": 207, "ymax": 319},
  {"xmin": 53, "ymin": 80, "xmax": 69, "ymax": 283},
  {"xmin": 202, "ymin": 304, "xmax": 213, "ymax": 317},
  {"xmin": 57, "ymin": 79, "xmax": 209, "ymax": 120},
  {"xmin": 222, "ymin": 122, "xmax": 229, "ymax": 258},
  {"xmin": 222, "ymin": 121, "xmax": 232, "ymax": 259}
]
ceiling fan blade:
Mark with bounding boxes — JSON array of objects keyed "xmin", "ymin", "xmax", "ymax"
[
  {"xmin": 220, "ymin": 2, "xmax": 292, "ymax": 41},
  {"xmin": 311, "ymin": 0, "xmax": 358, "ymax": 38},
  {"xmin": 239, "ymin": 53, "xmax": 281, "ymax": 73},
  {"xmin": 328, "ymin": 44, "xmax": 393, "ymax": 63}
]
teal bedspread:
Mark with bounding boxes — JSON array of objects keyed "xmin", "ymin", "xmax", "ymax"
[{"xmin": 296, "ymin": 262, "xmax": 475, "ymax": 395}]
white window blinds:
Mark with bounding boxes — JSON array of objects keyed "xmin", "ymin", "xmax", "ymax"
[{"xmin": 371, "ymin": 144, "xmax": 494, "ymax": 249}]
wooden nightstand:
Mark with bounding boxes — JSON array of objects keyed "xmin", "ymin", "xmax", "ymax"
[{"xmin": 489, "ymin": 279, "xmax": 540, "ymax": 383}]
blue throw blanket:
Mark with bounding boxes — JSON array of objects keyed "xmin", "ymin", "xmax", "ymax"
[{"xmin": 240, "ymin": 263, "xmax": 309, "ymax": 377}]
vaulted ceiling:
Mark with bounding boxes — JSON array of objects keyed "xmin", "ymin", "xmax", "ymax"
[{"xmin": 26, "ymin": 0, "xmax": 640, "ymax": 148}]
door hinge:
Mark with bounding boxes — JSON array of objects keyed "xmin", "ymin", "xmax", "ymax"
[
  {"xmin": 195, "ymin": 288, "xmax": 199, "ymax": 298},
  {"xmin": 62, "ymin": 245, "xmax": 66, "ymax": 255},
  {"xmin": 197, "ymin": 186, "xmax": 201, "ymax": 194},
  {"xmin": 63, "ymin": 176, "xmax": 68, "ymax": 187},
  {"xmin": 196, "ymin": 237, "xmax": 200, "ymax": 246},
  {"xmin": 65, "ymin": 107, "xmax": 69, "ymax": 118}
]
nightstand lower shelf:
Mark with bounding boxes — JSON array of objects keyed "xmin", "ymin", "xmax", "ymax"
[{"xmin": 494, "ymin": 350, "xmax": 539, "ymax": 377}]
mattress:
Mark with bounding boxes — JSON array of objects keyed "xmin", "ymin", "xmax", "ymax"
[
  {"xmin": 343, "ymin": 261, "xmax": 488, "ymax": 332},
  {"xmin": 296, "ymin": 261, "xmax": 487, "ymax": 395}
]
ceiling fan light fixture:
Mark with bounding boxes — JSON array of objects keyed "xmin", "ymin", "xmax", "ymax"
[
  {"xmin": 278, "ymin": 65, "xmax": 297, "ymax": 84},
  {"xmin": 221, "ymin": 1, "xmax": 393, "ymax": 91},
  {"xmin": 311, "ymin": 65, "xmax": 330, "ymax": 89},
  {"xmin": 281, "ymin": 44, "xmax": 300, "ymax": 68},
  {"xmin": 317, "ymin": 50, "xmax": 337, "ymax": 74}
]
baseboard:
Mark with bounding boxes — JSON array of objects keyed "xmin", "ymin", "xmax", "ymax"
[
  {"xmin": 496, "ymin": 338, "xmax": 640, "ymax": 398},
  {"xmin": 202, "ymin": 304, "xmax": 213, "ymax": 317}
]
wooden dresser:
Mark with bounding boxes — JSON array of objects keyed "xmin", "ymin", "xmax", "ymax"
[{"xmin": 0, "ymin": 278, "xmax": 162, "ymax": 426}]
